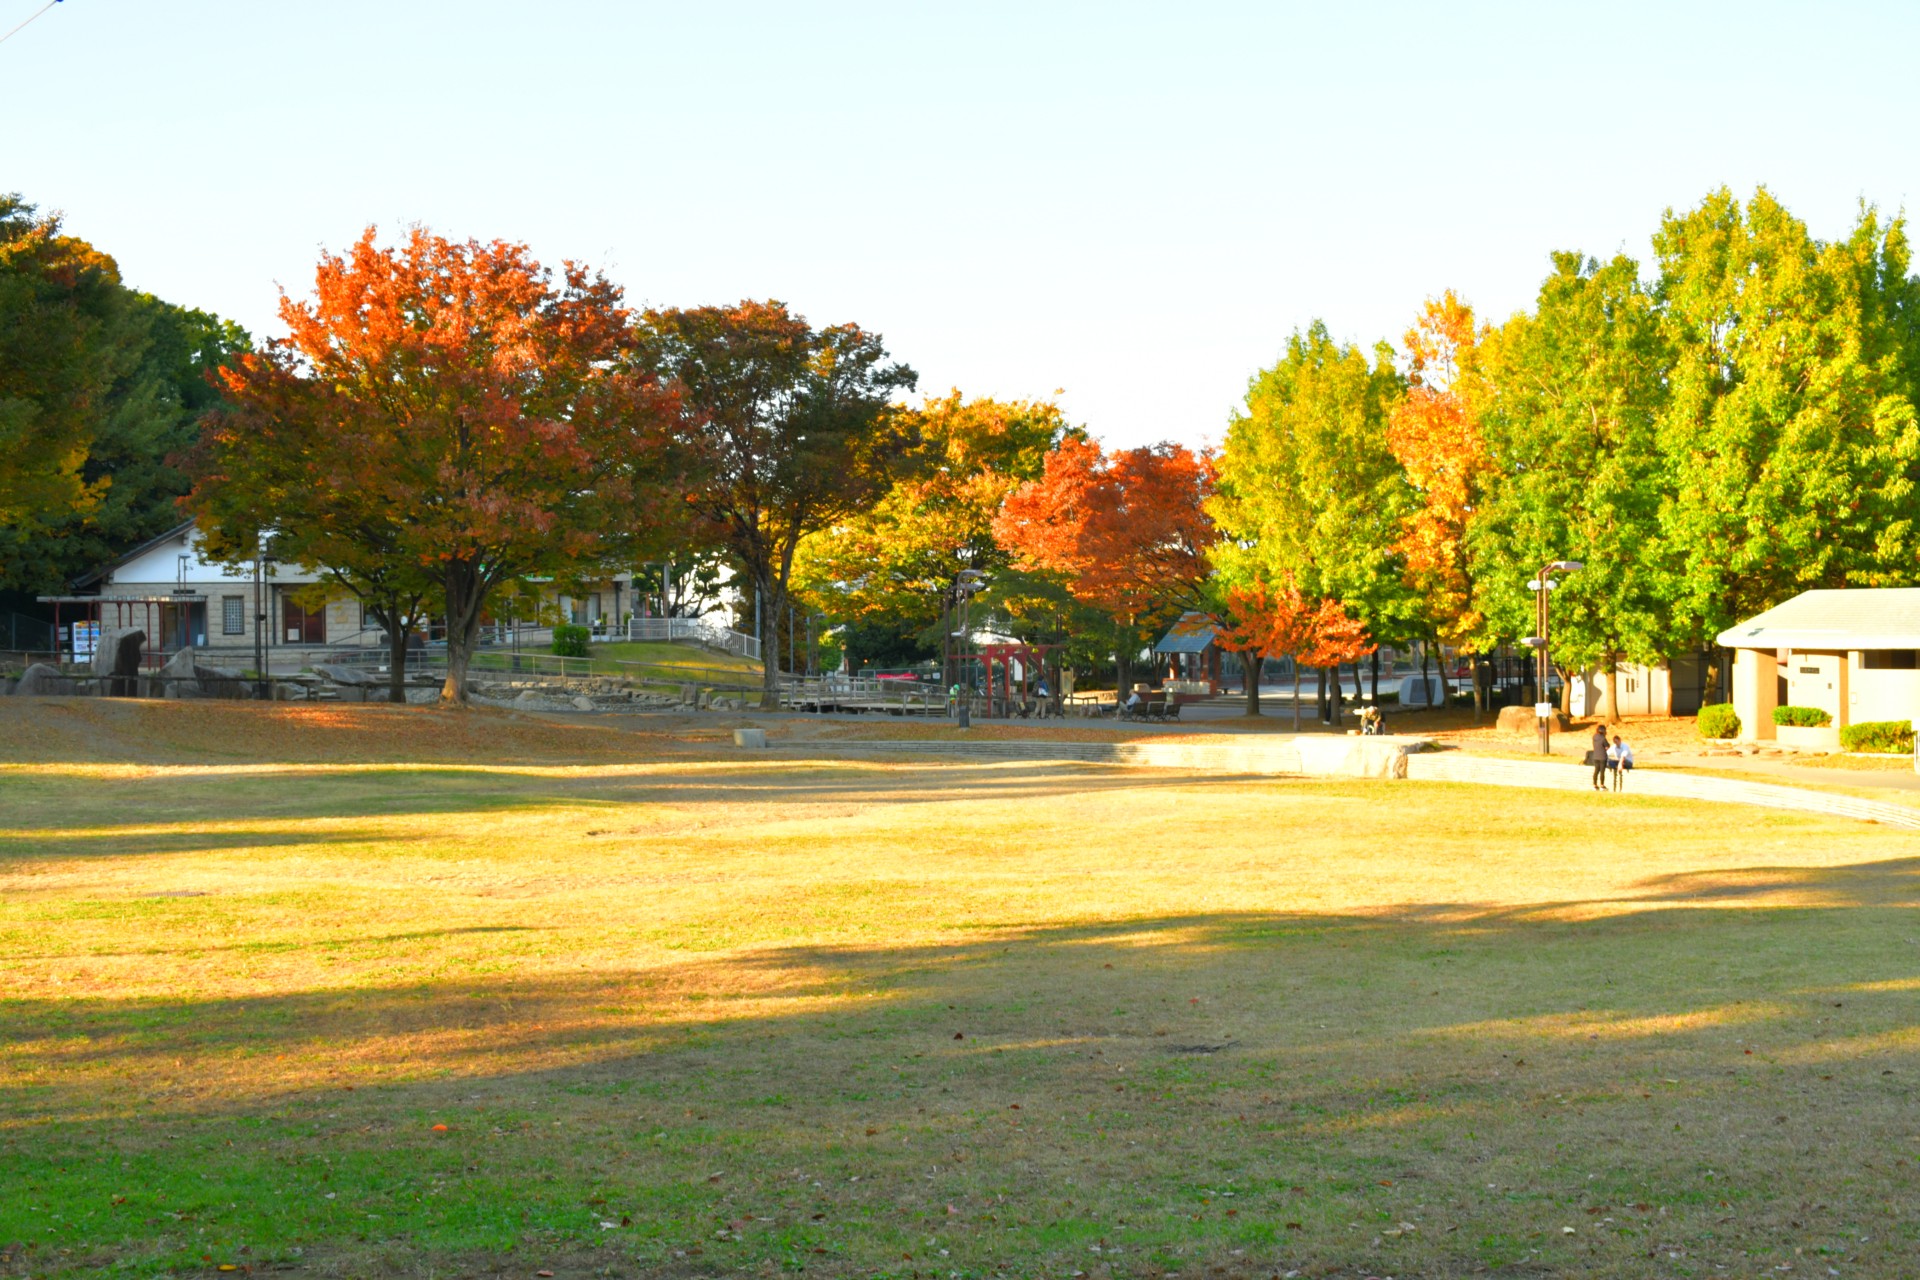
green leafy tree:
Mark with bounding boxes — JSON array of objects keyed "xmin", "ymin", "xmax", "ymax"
[
  {"xmin": 1468, "ymin": 252, "xmax": 1673, "ymax": 720},
  {"xmin": 1, "ymin": 195, "xmax": 251, "ymax": 596},
  {"xmin": 1653, "ymin": 187, "xmax": 1920, "ymax": 636},
  {"xmin": 0, "ymin": 196, "xmax": 119, "ymax": 541},
  {"xmin": 1212, "ymin": 322, "xmax": 1415, "ymax": 699},
  {"xmin": 4, "ymin": 296, "xmax": 249, "ymax": 593}
]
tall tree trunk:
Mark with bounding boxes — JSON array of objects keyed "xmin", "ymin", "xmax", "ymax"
[
  {"xmin": 1244, "ymin": 647, "xmax": 1263, "ymax": 717},
  {"xmin": 1604, "ymin": 655, "xmax": 1620, "ymax": 725},
  {"xmin": 1370, "ymin": 650, "xmax": 1380, "ymax": 702},
  {"xmin": 440, "ymin": 561, "xmax": 484, "ymax": 706},
  {"xmin": 1316, "ymin": 665, "xmax": 1328, "ymax": 724},
  {"xmin": 757, "ymin": 570, "xmax": 782, "ymax": 711},
  {"xmin": 1291, "ymin": 656, "xmax": 1302, "ymax": 731},
  {"xmin": 1418, "ymin": 640, "xmax": 1432, "ymax": 713},
  {"xmin": 1331, "ymin": 662, "xmax": 1345, "ymax": 726}
]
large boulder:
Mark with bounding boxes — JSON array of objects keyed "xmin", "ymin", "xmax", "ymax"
[
  {"xmin": 154, "ymin": 646, "xmax": 250, "ymax": 699},
  {"xmin": 1495, "ymin": 703, "xmax": 1572, "ymax": 732},
  {"xmin": 155, "ymin": 645, "xmax": 199, "ymax": 698},
  {"xmin": 91, "ymin": 628, "xmax": 146, "ymax": 696},
  {"xmin": 14, "ymin": 662, "xmax": 75, "ymax": 696}
]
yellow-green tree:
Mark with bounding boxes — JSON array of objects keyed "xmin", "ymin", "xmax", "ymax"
[
  {"xmin": 1212, "ymin": 322, "xmax": 1415, "ymax": 648},
  {"xmin": 791, "ymin": 392, "xmax": 1072, "ymax": 645},
  {"xmin": 1653, "ymin": 187, "xmax": 1920, "ymax": 635}
]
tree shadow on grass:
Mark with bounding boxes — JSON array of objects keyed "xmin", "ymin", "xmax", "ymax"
[
  {"xmin": 8, "ymin": 856, "xmax": 1918, "ymax": 1114},
  {"xmin": 5, "ymin": 866, "xmax": 1920, "ymax": 1279},
  {"xmin": 0, "ymin": 760, "xmax": 1236, "ymax": 863}
]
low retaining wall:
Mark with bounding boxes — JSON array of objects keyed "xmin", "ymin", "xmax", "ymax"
[{"xmin": 769, "ymin": 736, "xmax": 1920, "ymax": 829}]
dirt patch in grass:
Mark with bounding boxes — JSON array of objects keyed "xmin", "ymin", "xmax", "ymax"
[{"xmin": 0, "ymin": 698, "xmax": 723, "ymax": 767}]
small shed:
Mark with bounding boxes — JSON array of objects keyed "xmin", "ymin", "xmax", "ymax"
[
  {"xmin": 1716, "ymin": 588, "xmax": 1920, "ymax": 742},
  {"xmin": 1153, "ymin": 612, "xmax": 1222, "ymax": 695}
]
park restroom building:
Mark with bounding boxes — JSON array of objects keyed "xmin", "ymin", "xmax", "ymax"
[{"xmin": 1717, "ymin": 588, "xmax": 1920, "ymax": 743}]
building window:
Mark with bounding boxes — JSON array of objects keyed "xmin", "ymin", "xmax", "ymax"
[
  {"xmin": 1862, "ymin": 650, "xmax": 1918, "ymax": 669},
  {"xmin": 222, "ymin": 595, "xmax": 245, "ymax": 635}
]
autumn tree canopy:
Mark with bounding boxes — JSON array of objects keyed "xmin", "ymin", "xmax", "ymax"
[
  {"xmin": 791, "ymin": 391, "xmax": 1071, "ymax": 652},
  {"xmin": 193, "ymin": 226, "xmax": 681, "ymax": 703},
  {"xmin": 1214, "ymin": 575, "xmax": 1373, "ymax": 719},
  {"xmin": 1385, "ymin": 291, "xmax": 1490, "ymax": 648},
  {"xmin": 993, "ymin": 436, "xmax": 1213, "ymax": 688},
  {"xmin": 637, "ymin": 300, "xmax": 917, "ymax": 707}
]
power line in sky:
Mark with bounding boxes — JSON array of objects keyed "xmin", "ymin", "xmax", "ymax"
[{"xmin": 0, "ymin": 0, "xmax": 60, "ymax": 48}]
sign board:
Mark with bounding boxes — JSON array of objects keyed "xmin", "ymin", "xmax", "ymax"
[{"xmin": 1534, "ymin": 701, "xmax": 1554, "ymax": 717}]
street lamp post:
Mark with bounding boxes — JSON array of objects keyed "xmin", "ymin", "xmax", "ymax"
[
  {"xmin": 1521, "ymin": 559, "xmax": 1583, "ymax": 756},
  {"xmin": 946, "ymin": 569, "xmax": 985, "ymax": 727},
  {"xmin": 252, "ymin": 536, "xmax": 278, "ymax": 701}
]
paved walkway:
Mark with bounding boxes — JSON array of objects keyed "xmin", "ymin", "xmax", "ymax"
[{"xmin": 769, "ymin": 735, "xmax": 1920, "ymax": 830}]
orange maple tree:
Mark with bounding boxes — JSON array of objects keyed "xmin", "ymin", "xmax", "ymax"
[
  {"xmin": 992, "ymin": 437, "xmax": 1214, "ymax": 688},
  {"xmin": 194, "ymin": 227, "xmax": 681, "ymax": 703},
  {"xmin": 1214, "ymin": 576, "xmax": 1373, "ymax": 721},
  {"xmin": 1385, "ymin": 290, "xmax": 1490, "ymax": 645}
]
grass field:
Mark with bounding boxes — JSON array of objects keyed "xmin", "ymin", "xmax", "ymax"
[
  {"xmin": 577, "ymin": 642, "xmax": 762, "ymax": 677},
  {"xmin": 463, "ymin": 641, "xmax": 763, "ymax": 689},
  {"xmin": 3, "ymin": 700, "xmax": 1918, "ymax": 1279}
]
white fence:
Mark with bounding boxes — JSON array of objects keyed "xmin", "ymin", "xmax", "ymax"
[{"xmin": 610, "ymin": 616, "xmax": 761, "ymax": 661}]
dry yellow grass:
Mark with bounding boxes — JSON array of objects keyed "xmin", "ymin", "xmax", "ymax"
[{"xmin": 2, "ymin": 699, "xmax": 1918, "ymax": 1279}]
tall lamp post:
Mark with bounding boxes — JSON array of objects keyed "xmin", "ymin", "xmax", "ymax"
[
  {"xmin": 946, "ymin": 569, "xmax": 985, "ymax": 727},
  {"xmin": 1521, "ymin": 559, "xmax": 1583, "ymax": 755},
  {"xmin": 252, "ymin": 536, "xmax": 278, "ymax": 701}
]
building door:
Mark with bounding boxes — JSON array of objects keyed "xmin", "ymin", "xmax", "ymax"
[
  {"xmin": 164, "ymin": 601, "xmax": 207, "ymax": 650},
  {"xmin": 282, "ymin": 593, "xmax": 325, "ymax": 645}
]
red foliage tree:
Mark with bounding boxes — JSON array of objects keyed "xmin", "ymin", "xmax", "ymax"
[
  {"xmin": 1215, "ymin": 576, "xmax": 1374, "ymax": 724},
  {"xmin": 194, "ymin": 227, "xmax": 681, "ymax": 703},
  {"xmin": 992, "ymin": 437, "xmax": 1213, "ymax": 690}
]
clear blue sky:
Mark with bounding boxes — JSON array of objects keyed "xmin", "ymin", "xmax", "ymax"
[{"xmin": 6, "ymin": 1, "xmax": 1917, "ymax": 448}]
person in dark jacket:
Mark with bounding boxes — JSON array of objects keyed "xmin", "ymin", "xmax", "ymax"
[{"xmin": 1590, "ymin": 722, "xmax": 1611, "ymax": 790}]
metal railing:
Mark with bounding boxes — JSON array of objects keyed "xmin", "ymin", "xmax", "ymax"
[{"xmin": 776, "ymin": 673, "xmax": 946, "ymax": 715}]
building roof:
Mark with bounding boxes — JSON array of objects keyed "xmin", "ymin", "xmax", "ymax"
[
  {"xmin": 1153, "ymin": 611, "xmax": 1218, "ymax": 655},
  {"xmin": 68, "ymin": 519, "xmax": 196, "ymax": 589},
  {"xmin": 1716, "ymin": 588, "xmax": 1920, "ymax": 650}
]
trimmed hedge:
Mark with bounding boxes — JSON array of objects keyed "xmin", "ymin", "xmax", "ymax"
[
  {"xmin": 1839, "ymin": 719, "xmax": 1914, "ymax": 754},
  {"xmin": 1697, "ymin": 704, "xmax": 1740, "ymax": 739},
  {"xmin": 1772, "ymin": 704, "xmax": 1833, "ymax": 728},
  {"xmin": 551, "ymin": 624, "xmax": 591, "ymax": 658}
]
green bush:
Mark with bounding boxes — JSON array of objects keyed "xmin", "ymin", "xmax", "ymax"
[
  {"xmin": 1839, "ymin": 719, "xmax": 1914, "ymax": 753},
  {"xmin": 1772, "ymin": 704, "xmax": 1832, "ymax": 728},
  {"xmin": 551, "ymin": 624, "xmax": 591, "ymax": 658},
  {"xmin": 1697, "ymin": 704, "xmax": 1740, "ymax": 739}
]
